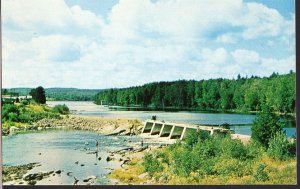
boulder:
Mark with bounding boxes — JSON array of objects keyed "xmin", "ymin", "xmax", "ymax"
[
  {"xmin": 23, "ymin": 173, "xmax": 43, "ymax": 181},
  {"xmin": 55, "ymin": 170, "xmax": 62, "ymax": 174},
  {"xmin": 10, "ymin": 126, "xmax": 19, "ymax": 132},
  {"xmin": 106, "ymin": 156, "xmax": 114, "ymax": 162}
]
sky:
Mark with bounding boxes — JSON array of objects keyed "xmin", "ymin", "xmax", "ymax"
[{"xmin": 2, "ymin": 0, "xmax": 295, "ymax": 89}]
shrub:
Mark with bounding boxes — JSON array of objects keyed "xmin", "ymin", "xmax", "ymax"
[
  {"xmin": 52, "ymin": 104, "xmax": 70, "ymax": 115},
  {"xmin": 142, "ymin": 153, "xmax": 163, "ymax": 177},
  {"xmin": 246, "ymin": 140, "xmax": 265, "ymax": 159},
  {"xmin": 254, "ymin": 164, "xmax": 269, "ymax": 182},
  {"xmin": 251, "ymin": 106, "xmax": 282, "ymax": 148},
  {"xmin": 267, "ymin": 132, "xmax": 295, "ymax": 160},
  {"xmin": 185, "ymin": 130, "xmax": 210, "ymax": 148},
  {"xmin": 8, "ymin": 112, "xmax": 19, "ymax": 122},
  {"xmin": 221, "ymin": 138, "xmax": 248, "ymax": 160},
  {"xmin": 2, "ymin": 104, "xmax": 19, "ymax": 121},
  {"xmin": 20, "ymin": 99, "xmax": 30, "ymax": 106}
]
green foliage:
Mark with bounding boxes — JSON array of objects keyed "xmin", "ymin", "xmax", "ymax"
[
  {"xmin": 251, "ymin": 106, "xmax": 282, "ymax": 148},
  {"xmin": 30, "ymin": 86, "xmax": 46, "ymax": 104},
  {"xmin": 52, "ymin": 104, "xmax": 70, "ymax": 115},
  {"xmin": 142, "ymin": 153, "xmax": 163, "ymax": 177},
  {"xmin": 246, "ymin": 140, "xmax": 265, "ymax": 159},
  {"xmin": 45, "ymin": 88, "xmax": 102, "ymax": 101},
  {"xmin": 267, "ymin": 132, "xmax": 296, "ymax": 160},
  {"xmin": 20, "ymin": 99, "xmax": 30, "ymax": 106},
  {"xmin": 221, "ymin": 138, "xmax": 248, "ymax": 160},
  {"xmin": 141, "ymin": 126, "xmax": 295, "ymax": 184},
  {"xmin": 1, "ymin": 103, "xmax": 60, "ymax": 126},
  {"xmin": 3, "ymin": 88, "xmax": 102, "ymax": 101},
  {"xmin": 185, "ymin": 130, "xmax": 210, "ymax": 148},
  {"xmin": 2, "ymin": 104, "xmax": 19, "ymax": 122},
  {"xmin": 94, "ymin": 72, "xmax": 295, "ymax": 113},
  {"xmin": 254, "ymin": 164, "xmax": 269, "ymax": 182}
]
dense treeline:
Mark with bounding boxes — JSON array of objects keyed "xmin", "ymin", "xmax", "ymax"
[
  {"xmin": 95, "ymin": 72, "xmax": 295, "ymax": 113},
  {"xmin": 3, "ymin": 88, "xmax": 102, "ymax": 101},
  {"xmin": 45, "ymin": 88, "xmax": 102, "ymax": 101}
]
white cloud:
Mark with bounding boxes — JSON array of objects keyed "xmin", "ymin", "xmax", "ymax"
[
  {"xmin": 231, "ymin": 49, "xmax": 260, "ymax": 64},
  {"xmin": 2, "ymin": 0, "xmax": 295, "ymax": 88}
]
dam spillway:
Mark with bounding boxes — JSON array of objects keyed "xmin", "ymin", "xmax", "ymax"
[{"xmin": 141, "ymin": 120, "xmax": 231, "ymax": 141}]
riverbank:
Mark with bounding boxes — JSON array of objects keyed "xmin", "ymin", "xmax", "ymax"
[{"xmin": 4, "ymin": 115, "xmax": 144, "ymax": 136}]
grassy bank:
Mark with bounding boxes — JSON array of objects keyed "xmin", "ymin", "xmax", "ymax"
[
  {"xmin": 110, "ymin": 132, "xmax": 296, "ymax": 185},
  {"xmin": 1, "ymin": 101, "xmax": 69, "ymax": 135}
]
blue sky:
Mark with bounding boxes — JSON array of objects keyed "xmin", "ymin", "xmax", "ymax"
[{"xmin": 2, "ymin": 0, "xmax": 295, "ymax": 89}]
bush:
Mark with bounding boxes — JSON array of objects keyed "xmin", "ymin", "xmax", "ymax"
[
  {"xmin": 254, "ymin": 164, "xmax": 269, "ymax": 182},
  {"xmin": 142, "ymin": 153, "xmax": 163, "ymax": 177},
  {"xmin": 185, "ymin": 130, "xmax": 210, "ymax": 148},
  {"xmin": 221, "ymin": 138, "xmax": 248, "ymax": 160},
  {"xmin": 267, "ymin": 132, "xmax": 295, "ymax": 160},
  {"xmin": 246, "ymin": 140, "xmax": 265, "ymax": 159},
  {"xmin": 52, "ymin": 104, "xmax": 70, "ymax": 115},
  {"xmin": 2, "ymin": 104, "xmax": 19, "ymax": 121},
  {"xmin": 8, "ymin": 112, "xmax": 19, "ymax": 122},
  {"xmin": 21, "ymin": 99, "xmax": 30, "ymax": 106},
  {"xmin": 251, "ymin": 106, "xmax": 282, "ymax": 148}
]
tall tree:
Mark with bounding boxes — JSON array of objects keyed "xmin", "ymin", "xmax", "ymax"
[{"xmin": 30, "ymin": 86, "xmax": 46, "ymax": 104}]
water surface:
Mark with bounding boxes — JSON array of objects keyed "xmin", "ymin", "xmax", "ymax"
[{"xmin": 3, "ymin": 129, "xmax": 142, "ymax": 185}]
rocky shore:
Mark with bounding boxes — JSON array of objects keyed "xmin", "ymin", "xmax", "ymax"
[
  {"xmin": 2, "ymin": 163, "xmax": 41, "ymax": 185},
  {"xmin": 5, "ymin": 115, "xmax": 144, "ymax": 136}
]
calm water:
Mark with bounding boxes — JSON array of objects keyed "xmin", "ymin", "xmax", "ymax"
[
  {"xmin": 2, "ymin": 129, "xmax": 143, "ymax": 185},
  {"xmin": 47, "ymin": 101, "xmax": 256, "ymax": 125},
  {"xmin": 47, "ymin": 101, "xmax": 296, "ymax": 137}
]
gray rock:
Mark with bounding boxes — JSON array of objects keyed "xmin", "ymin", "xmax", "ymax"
[{"xmin": 55, "ymin": 170, "xmax": 62, "ymax": 174}]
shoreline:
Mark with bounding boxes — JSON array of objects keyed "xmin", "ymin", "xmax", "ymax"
[
  {"xmin": 3, "ymin": 115, "xmax": 254, "ymax": 185},
  {"xmin": 4, "ymin": 115, "xmax": 144, "ymax": 136}
]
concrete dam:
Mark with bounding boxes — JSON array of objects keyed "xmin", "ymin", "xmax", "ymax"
[{"xmin": 141, "ymin": 120, "xmax": 232, "ymax": 141}]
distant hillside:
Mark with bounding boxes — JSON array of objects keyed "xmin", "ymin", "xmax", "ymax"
[{"xmin": 3, "ymin": 88, "xmax": 103, "ymax": 101}]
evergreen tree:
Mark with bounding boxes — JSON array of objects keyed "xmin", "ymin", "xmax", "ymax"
[
  {"xmin": 251, "ymin": 105, "xmax": 282, "ymax": 148},
  {"xmin": 30, "ymin": 86, "xmax": 46, "ymax": 104}
]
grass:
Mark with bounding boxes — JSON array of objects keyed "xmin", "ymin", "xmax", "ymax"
[{"xmin": 108, "ymin": 157, "xmax": 147, "ymax": 184}]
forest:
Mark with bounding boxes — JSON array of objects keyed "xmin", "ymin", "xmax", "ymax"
[
  {"xmin": 2, "ymin": 88, "xmax": 102, "ymax": 101},
  {"xmin": 94, "ymin": 72, "xmax": 295, "ymax": 114}
]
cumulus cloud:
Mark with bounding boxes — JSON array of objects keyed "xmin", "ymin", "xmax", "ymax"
[{"xmin": 2, "ymin": 0, "xmax": 295, "ymax": 88}]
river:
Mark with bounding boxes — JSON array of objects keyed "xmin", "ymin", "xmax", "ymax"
[
  {"xmin": 2, "ymin": 101, "xmax": 296, "ymax": 185},
  {"xmin": 47, "ymin": 101, "xmax": 296, "ymax": 137},
  {"xmin": 3, "ymin": 129, "xmax": 143, "ymax": 185}
]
